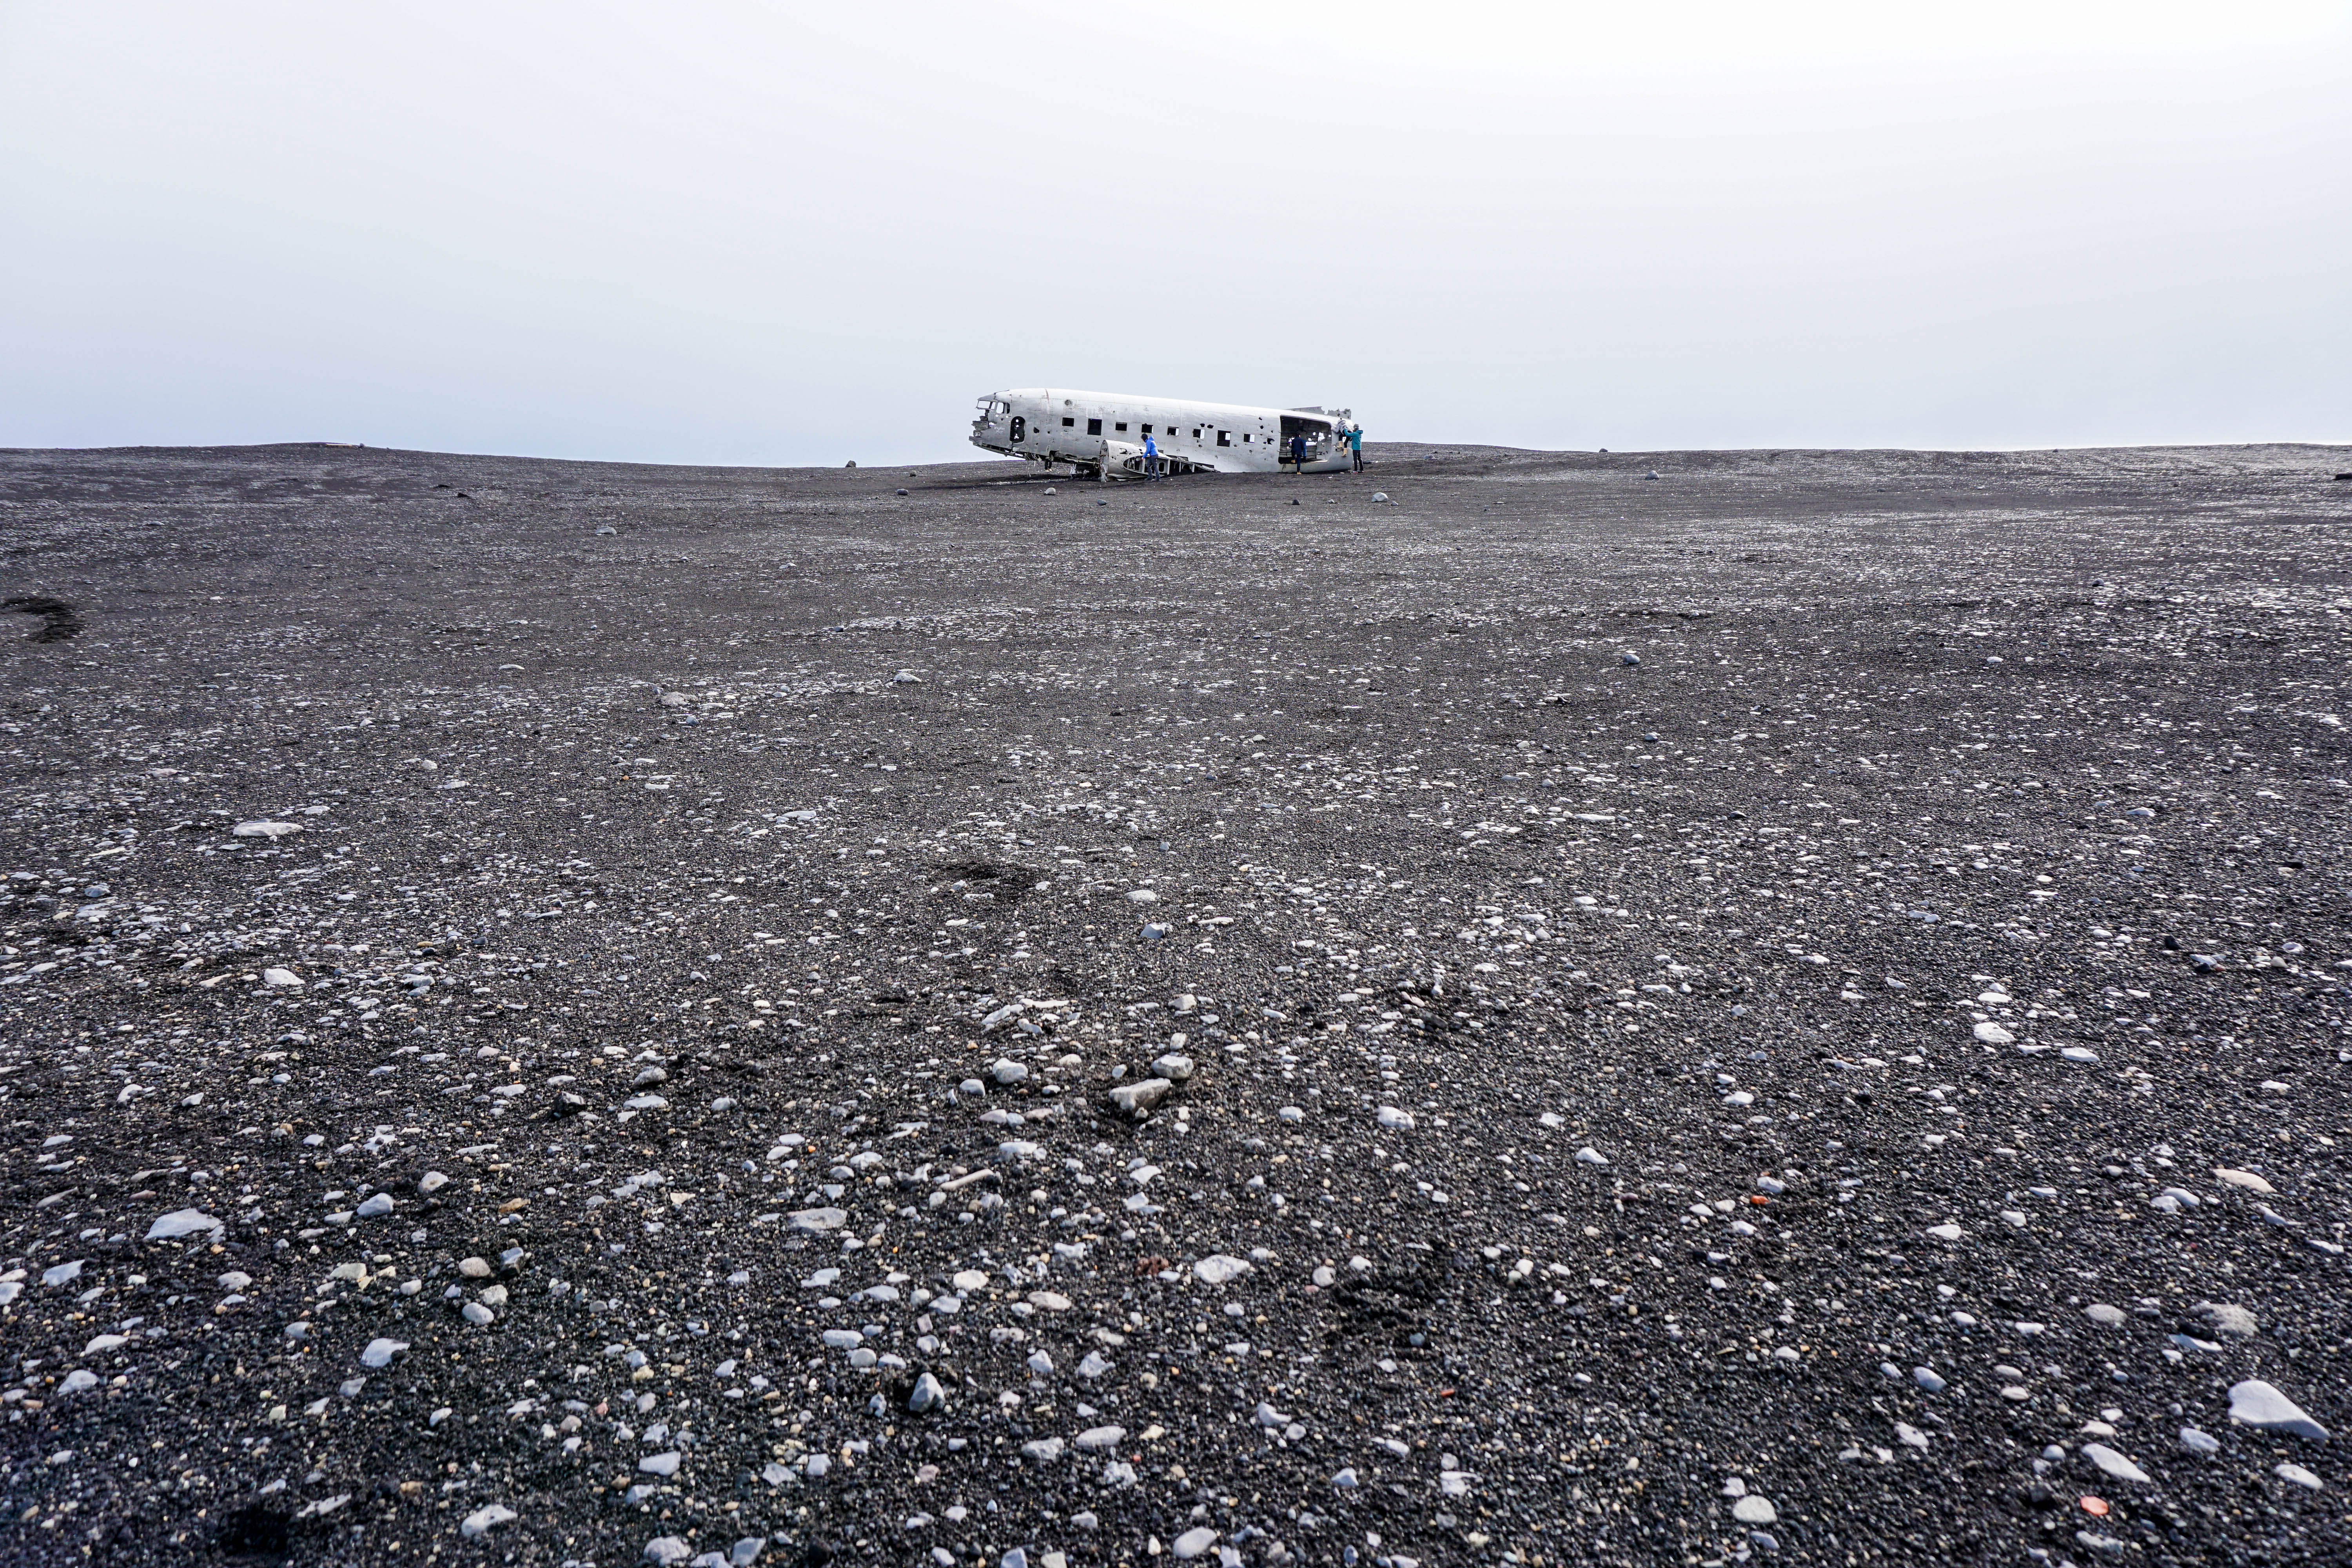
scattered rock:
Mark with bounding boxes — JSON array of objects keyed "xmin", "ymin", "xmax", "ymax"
[
  {"xmin": 1171, "ymin": 1527, "xmax": 1220, "ymax": 1559},
  {"xmin": 460, "ymin": 1504, "xmax": 517, "ymax": 1537},
  {"xmin": 2229, "ymin": 1379, "xmax": 2330, "ymax": 1441},
  {"xmin": 144, "ymin": 1209, "xmax": 222, "ymax": 1241},
  {"xmin": 2082, "ymin": 1444, "xmax": 2150, "ymax": 1484},
  {"xmin": 2197, "ymin": 1301, "xmax": 2258, "ymax": 1338},
  {"xmin": 1193, "ymin": 1254, "xmax": 1252, "ymax": 1285},
  {"xmin": 1109, "ymin": 1078, "xmax": 1172, "ymax": 1117}
]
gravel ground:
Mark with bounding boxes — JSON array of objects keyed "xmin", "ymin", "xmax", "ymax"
[{"xmin": 4, "ymin": 439, "xmax": 2351, "ymax": 1568}]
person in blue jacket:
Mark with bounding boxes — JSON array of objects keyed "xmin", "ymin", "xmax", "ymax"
[
  {"xmin": 1142, "ymin": 432, "xmax": 1161, "ymax": 480},
  {"xmin": 1348, "ymin": 424, "xmax": 1364, "ymax": 472}
]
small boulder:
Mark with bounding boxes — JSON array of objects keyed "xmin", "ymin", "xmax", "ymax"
[{"xmin": 1109, "ymin": 1078, "xmax": 1173, "ymax": 1117}]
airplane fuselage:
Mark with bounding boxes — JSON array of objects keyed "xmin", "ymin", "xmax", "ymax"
[{"xmin": 970, "ymin": 388, "xmax": 1356, "ymax": 478}]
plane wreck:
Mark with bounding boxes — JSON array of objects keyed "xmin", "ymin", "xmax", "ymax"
[{"xmin": 971, "ymin": 388, "xmax": 1357, "ymax": 479}]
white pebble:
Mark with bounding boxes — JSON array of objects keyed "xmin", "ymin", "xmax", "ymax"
[
  {"xmin": 2082, "ymin": 1443, "xmax": 2150, "ymax": 1483},
  {"xmin": 1193, "ymin": 1254, "xmax": 1252, "ymax": 1285},
  {"xmin": 145, "ymin": 1209, "xmax": 222, "ymax": 1242},
  {"xmin": 2229, "ymin": 1379, "xmax": 2331, "ymax": 1440},
  {"xmin": 460, "ymin": 1504, "xmax": 517, "ymax": 1537}
]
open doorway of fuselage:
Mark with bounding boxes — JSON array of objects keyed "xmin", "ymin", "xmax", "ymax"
[{"xmin": 1279, "ymin": 414, "xmax": 1336, "ymax": 463}]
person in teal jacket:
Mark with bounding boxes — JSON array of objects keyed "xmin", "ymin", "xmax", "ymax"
[{"xmin": 1348, "ymin": 425, "xmax": 1364, "ymax": 473}]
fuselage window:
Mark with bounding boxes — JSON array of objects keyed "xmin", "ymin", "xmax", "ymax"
[
  {"xmin": 1114, "ymin": 422, "xmax": 1127, "ymax": 433},
  {"xmin": 1216, "ymin": 429, "xmax": 1230, "ymax": 446},
  {"xmin": 1087, "ymin": 418, "xmax": 1103, "ymax": 436},
  {"xmin": 1141, "ymin": 424, "xmax": 1153, "ymax": 436}
]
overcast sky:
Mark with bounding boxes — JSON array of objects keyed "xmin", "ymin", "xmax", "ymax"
[{"xmin": 4, "ymin": 2, "xmax": 2348, "ymax": 464}]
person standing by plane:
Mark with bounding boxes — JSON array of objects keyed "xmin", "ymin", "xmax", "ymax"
[
  {"xmin": 1143, "ymin": 431, "xmax": 1160, "ymax": 480},
  {"xmin": 1348, "ymin": 423, "xmax": 1364, "ymax": 473},
  {"xmin": 1289, "ymin": 432, "xmax": 1308, "ymax": 474}
]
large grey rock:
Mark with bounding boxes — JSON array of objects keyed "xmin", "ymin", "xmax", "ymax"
[
  {"xmin": 2082, "ymin": 1443, "xmax": 2150, "ymax": 1483},
  {"xmin": 1109, "ymin": 1078, "xmax": 1172, "ymax": 1116},
  {"xmin": 460, "ymin": 1505, "xmax": 517, "ymax": 1537},
  {"xmin": 145, "ymin": 1209, "xmax": 222, "ymax": 1241},
  {"xmin": 2230, "ymin": 1380, "xmax": 2329, "ymax": 1441},
  {"xmin": 2197, "ymin": 1300, "xmax": 2259, "ymax": 1338}
]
